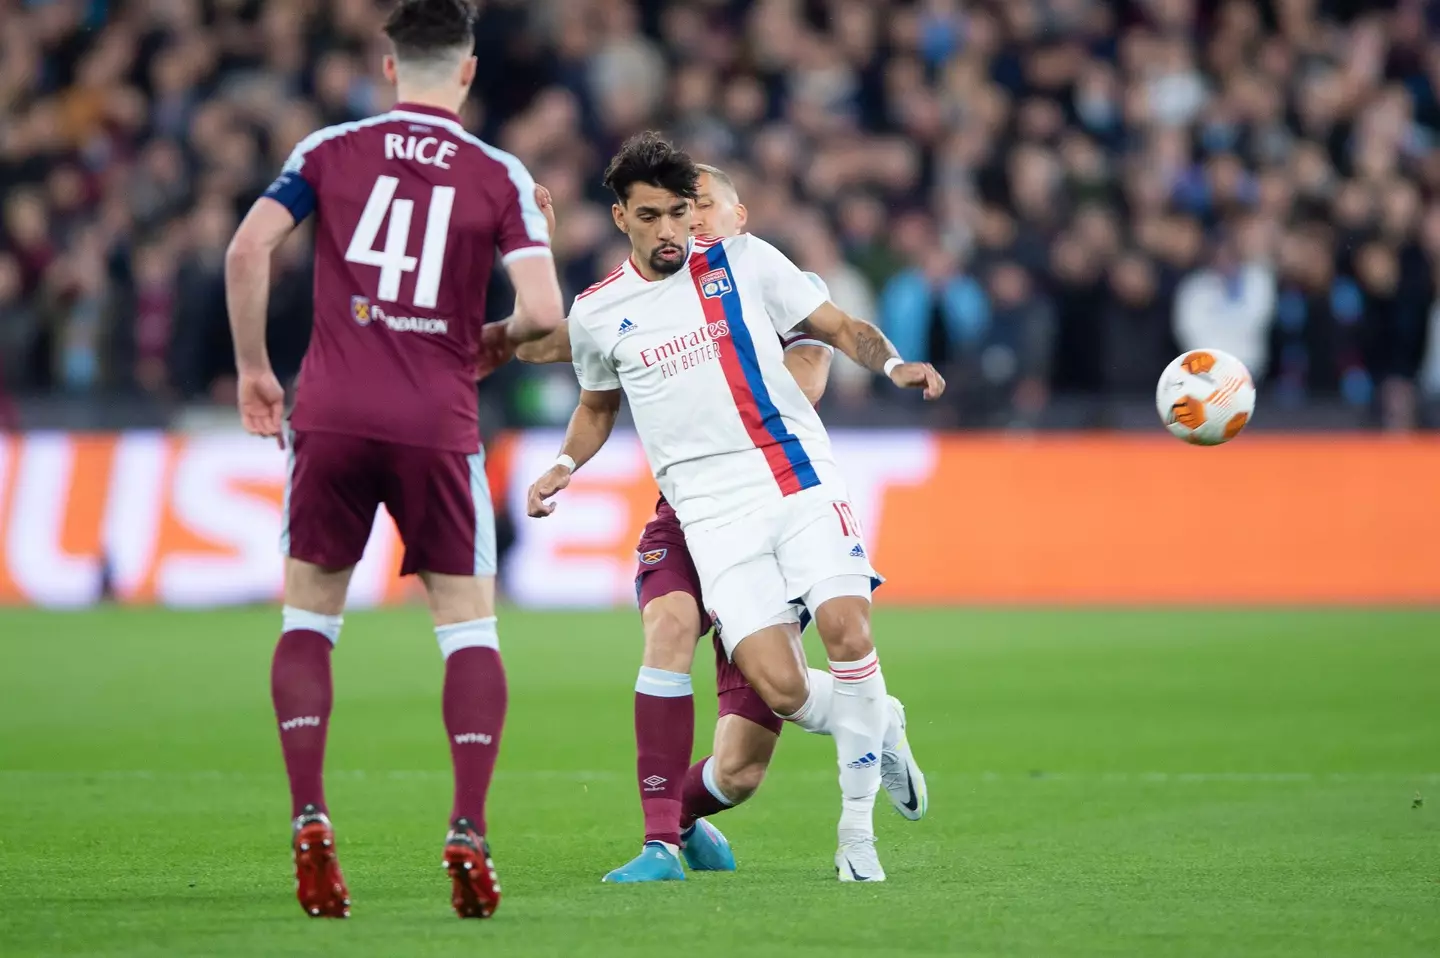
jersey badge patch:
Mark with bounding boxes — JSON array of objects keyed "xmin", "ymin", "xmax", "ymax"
[
  {"xmin": 639, "ymin": 548, "xmax": 668, "ymax": 565},
  {"xmin": 351, "ymin": 295, "xmax": 372, "ymax": 326},
  {"xmin": 698, "ymin": 268, "xmax": 732, "ymax": 299}
]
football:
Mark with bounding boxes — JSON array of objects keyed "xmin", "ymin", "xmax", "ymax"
[{"xmin": 1156, "ymin": 348, "xmax": 1256, "ymax": 445}]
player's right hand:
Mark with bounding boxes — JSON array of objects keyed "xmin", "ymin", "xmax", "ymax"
[
  {"xmin": 237, "ymin": 368, "xmax": 285, "ymax": 441},
  {"xmin": 535, "ymin": 184, "xmax": 556, "ymax": 239},
  {"xmin": 889, "ymin": 361, "xmax": 946, "ymax": 401},
  {"xmin": 475, "ymin": 321, "xmax": 516, "ymax": 379},
  {"xmin": 526, "ymin": 464, "xmax": 572, "ymax": 518}
]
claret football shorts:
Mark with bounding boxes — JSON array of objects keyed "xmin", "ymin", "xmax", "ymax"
[{"xmin": 282, "ymin": 428, "xmax": 497, "ymax": 577}]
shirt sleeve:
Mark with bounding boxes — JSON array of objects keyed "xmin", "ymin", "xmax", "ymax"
[
  {"xmin": 486, "ymin": 148, "xmax": 552, "ymax": 265},
  {"xmin": 780, "ymin": 271, "xmax": 835, "ymax": 352},
  {"xmin": 747, "ymin": 236, "xmax": 829, "ymax": 336},
  {"xmin": 569, "ymin": 317, "xmax": 621, "ymax": 392},
  {"xmin": 264, "ymin": 139, "xmax": 322, "ymax": 223}
]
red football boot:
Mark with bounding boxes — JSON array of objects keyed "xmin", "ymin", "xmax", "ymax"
[
  {"xmin": 443, "ymin": 818, "xmax": 501, "ymax": 919},
  {"xmin": 291, "ymin": 805, "xmax": 350, "ymax": 918}
]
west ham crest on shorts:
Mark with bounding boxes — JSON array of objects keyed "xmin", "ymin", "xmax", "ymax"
[
  {"xmin": 639, "ymin": 548, "xmax": 668, "ymax": 565},
  {"xmin": 351, "ymin": 295, "xmax": 372, "ymax": 326},
  {"xmin": 698, "ymin": 267, "xmax": 732, "ymax": 299}
]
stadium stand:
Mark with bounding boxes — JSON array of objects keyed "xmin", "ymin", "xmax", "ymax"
[{"xmin": 3, "ymin": 0, "xmax": 1439, "ymax": 429}]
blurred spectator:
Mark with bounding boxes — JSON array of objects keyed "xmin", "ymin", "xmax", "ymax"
[
  {"xmin": 981, "ymin": 261, "xmax": 1054, "ymax": 425},
  {"xmin": 0, "ymin": 0, "xmax": 1437, "ymax": 432},
  {"xmin": 878, "ymin": 242, "xmax": 989, "ymax": 375},
  {"xmin": 1100, "ymin": 251, "xmax": 1177, "ymax": 398},
  {"xmin": 1173, "ymin": 235, "xmax": 1277, "ymax": 380}
]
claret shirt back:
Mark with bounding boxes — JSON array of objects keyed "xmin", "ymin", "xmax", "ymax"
[{"xmin": 264, "ymin": 103, "xmax": 550, "ymax": 452}]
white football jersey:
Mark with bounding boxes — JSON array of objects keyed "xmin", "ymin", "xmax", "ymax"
[{"xmin": 569, "ymin": 233, "xmax": 842, "ymax": 530}]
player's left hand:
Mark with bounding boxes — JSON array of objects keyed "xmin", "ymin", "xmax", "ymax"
[
  {"xmin": 889, "ymin": 361, "xmax": 946, "ymax": 400},
  {"xmin": 237, "ymin": 368, "xmax": 285, "ymax": 440},
  {"xmin": 475, "ymin": 321, "xmax": 516, "ymax": 379},
  {"xmin": 535, "ymin": 184, "xmax": 557, "ymax": 239},
  {"xmin": 526, "ymin": 464, "xmax": 572, "ymax": 518}
]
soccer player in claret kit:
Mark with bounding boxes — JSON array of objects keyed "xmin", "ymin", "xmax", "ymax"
[
  {"xmin": 526, "ymin": 134, "xmax": 944, "ymax": 882},
  {"xmin": 512, "ymin": 164, "xmax": 929, "ymax": 883},
  {"xmin": 223, "ymin": 0, "xmax": 564, "ymax": 920}
]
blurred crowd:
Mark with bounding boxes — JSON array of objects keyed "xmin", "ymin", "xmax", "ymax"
[{"xmin": 4, "ymin": 0, "xmax": 1440, "ymax": 429}]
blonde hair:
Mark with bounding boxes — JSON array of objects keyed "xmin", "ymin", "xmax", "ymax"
[{"xmin": 694, "ymin": 163, "xmax": 738, "ymax": 202}]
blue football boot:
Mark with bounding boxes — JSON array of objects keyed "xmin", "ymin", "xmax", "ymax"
[
  {"xmin": 680, "ymin": 818, "xmax": 736, "ymax": 872},
  {"xmin": 601, "ymin": 841, "xmax": 686, "ymax": 883}
]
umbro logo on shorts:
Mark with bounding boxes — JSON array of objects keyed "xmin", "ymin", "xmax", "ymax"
[{"xmin": 639, "ymin": 548, "xmax": 667, "ymax": 564}]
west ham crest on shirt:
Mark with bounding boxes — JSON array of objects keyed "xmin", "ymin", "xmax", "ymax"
[
  {"xmin": 639, "ymin": 548, "xmax": 668, "ymax": 565},
  {"xmin": 698, "ymin": 267, "xmax": 732, "ymax": 299},
  {"xmin": 351, "ymin": 295, "xmax": 372, "ymax": 326}
]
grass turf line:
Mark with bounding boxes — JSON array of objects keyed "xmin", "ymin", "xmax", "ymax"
[{"xmin": 0, "ymin": 607, "xmax": 1436, "ymax": 957}]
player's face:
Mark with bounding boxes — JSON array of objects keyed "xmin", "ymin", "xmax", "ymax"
[
  {"xmin": 691, "ymin": 173, "xmax": 747, "ymax": 239},
  {"xmin": 614, "ymin": 183, "xmax": 693, "ymax": 276}
]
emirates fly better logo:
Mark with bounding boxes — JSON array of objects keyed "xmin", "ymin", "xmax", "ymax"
[{"xmin": 640, "ymin": 320, "xmax": 730, "ymax": 379}]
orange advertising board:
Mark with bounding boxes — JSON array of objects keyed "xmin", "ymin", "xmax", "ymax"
[{"xmin": 0, "ymin": 431, "xmax": 1436, "ymax": 608}]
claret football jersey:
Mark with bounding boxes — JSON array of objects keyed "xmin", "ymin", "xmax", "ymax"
[{"xmin": 264, "ymin": 103, "xmax": 551, "ymax": 452}]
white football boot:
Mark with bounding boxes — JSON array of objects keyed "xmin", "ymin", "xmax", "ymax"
[
  {"xmin": 880, "ymin": 695, "xmax": 928, "ymax": 821},
  {"xmin": 836, "ymin": 836, "xmax": 886, "ymax": 883}
]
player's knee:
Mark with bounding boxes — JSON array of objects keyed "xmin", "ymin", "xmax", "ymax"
[
  {"xmin": 714, "ymin": 757, "xmax": 768, "ymax": 804},
  {"xmin": 420, "ymin": 571, "xmax": 496, "ymax": 627},
  {"xmin": 284, "ymin": 558, "xmax": 351, "ymax": 616},
  {"xmin": 641, "ymin": 594, "xmax": 701, "ymax": 672},
  {"xmin": 813, "ymin": 595, "xmax": 874, "ymax": 662}
]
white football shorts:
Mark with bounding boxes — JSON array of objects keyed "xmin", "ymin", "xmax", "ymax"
[{"xmin": 685, "ymin": 484, "xmax": 877, "ymax": 656}]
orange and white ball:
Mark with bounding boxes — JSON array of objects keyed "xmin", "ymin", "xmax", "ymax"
[{"xmin": 1156, "ymin": 349, "xmax": 1256, "ymax": 445}]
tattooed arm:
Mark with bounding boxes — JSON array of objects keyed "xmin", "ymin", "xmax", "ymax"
[{"xmin": 797, "ymin": 302, "xmax": 946, "ymax": 399}]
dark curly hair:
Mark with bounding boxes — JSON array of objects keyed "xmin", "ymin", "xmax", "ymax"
[
  {"xmin": 602, "ymin": 132, "xmax": 700, "ymax": 205},
  {"xmin": 383, "ymin": 0, "xmax": 476, "ymax": 61}
]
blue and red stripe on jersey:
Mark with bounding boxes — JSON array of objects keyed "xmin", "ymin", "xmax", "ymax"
[{"xmin": 687, "ymin": 243, "xmax": 820, "ymax": 496}]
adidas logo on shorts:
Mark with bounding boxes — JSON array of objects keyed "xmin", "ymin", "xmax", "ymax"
[
  {"xmin": 845, "ymin": 752, "xmax": 878, "ymax": 769},
  {"xmin": 849, "ymin": 543, "xmax": 866, "ymax": 558}
]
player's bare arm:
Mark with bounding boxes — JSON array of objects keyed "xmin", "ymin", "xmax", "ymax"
[
  {"xmin": 800, "ymin": 302, "xmax": 946, "ymax": 400},
  {"xmin": 225, "ymin": 196, "xmax": 297, "ymax": 440},
  {"xmin": 783, "ymin": 343, "xmax": 832, "ymax": 406},
  {"xmin": 526, "ymin": 387, "xmax": 622, "ymax": 517},
  {"xmin": 513, "ymin": 322, "xmax": 573, "ymax": 364}
]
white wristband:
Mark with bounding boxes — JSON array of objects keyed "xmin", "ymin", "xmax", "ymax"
[
  {"xmin": 883, "ymin": 357, "xmax": 904, "ymax": 377},
  {"xmin": 554, "ymin": 454, "xmax": 576, "ymax": 473}
]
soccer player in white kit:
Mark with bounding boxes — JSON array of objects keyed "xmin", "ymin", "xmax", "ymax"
[{"xmin": 526, "ymin": 133, "xmax": 944, "ymax": 881}]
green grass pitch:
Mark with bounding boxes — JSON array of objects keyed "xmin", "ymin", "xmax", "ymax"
[{"xmin": 1, "ymin": 606, "xmax": 1437, "ymax": 957}]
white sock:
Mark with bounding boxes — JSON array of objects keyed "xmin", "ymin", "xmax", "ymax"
[
  {"xmin": 701, "ymin": 755, "xmax": 737, "ymax": 807},
  {"xmin": 435, "ymin": 617, "xmax": 499, "ymax": 659},
  {"xmin": 776, "ymin": 668, "xmax": 835, "ymax": 736},
  {"xmin": 829, "ymin": 650, "xmax": 887, "ymax": 843}
]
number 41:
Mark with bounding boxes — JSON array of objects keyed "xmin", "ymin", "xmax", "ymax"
[{"xmin": 344, "ymin": 175, "xmax": 454, "ymax": 309}]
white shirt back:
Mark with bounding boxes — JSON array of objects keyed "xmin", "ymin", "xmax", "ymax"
[{"xmin": 569, "ymin": 234, "xmax": 838, "ymax": 529}]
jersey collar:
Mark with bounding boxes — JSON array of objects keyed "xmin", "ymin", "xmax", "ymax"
[{"xmin": 392, "ymin": 102, "xmax": 463, "ymax": 123}]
